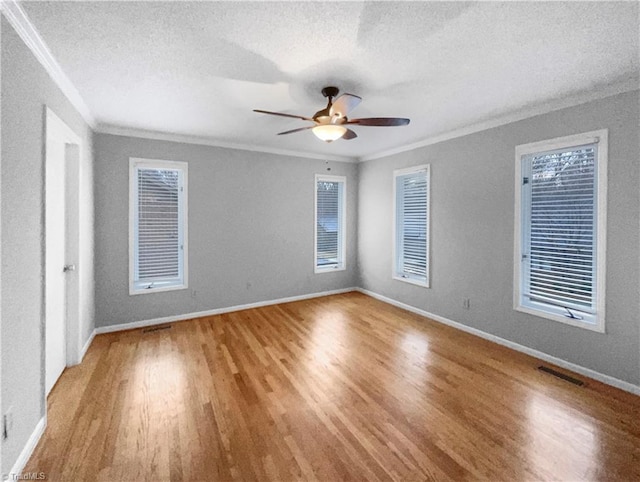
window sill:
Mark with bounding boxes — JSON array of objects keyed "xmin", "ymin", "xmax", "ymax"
[
  {"xmin": 315, "ymin": 265, "xmax": 346, "ymax": 274},
  {"xmin": 393, "ymin": 275, "xmax": 429, "ymax": 288},
  {"xmin": 130, "ymin": 283, "xmax": 188, "ymax": 296},
  {"xmin": 515, "ymin": 305, "xmax": 604, "ymax": 333}
]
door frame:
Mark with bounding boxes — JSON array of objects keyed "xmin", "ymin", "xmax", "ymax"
[{"xmin": 44, "ymin": 107, "xmax": 82, "ymax": 376}]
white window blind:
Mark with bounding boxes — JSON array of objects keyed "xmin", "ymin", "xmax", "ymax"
[
  {"xmin": 315, "ymin": 175, "xmax": 345, "ymax": 271},
  {"xmin": 130, "ymin": 159, "xmax": 187, "ymax": 294},
  {"xmin": 394, "ymin": 165, "xmax": 429, "ymax": 286},
  {"xmin": 516, "ymin": 130, "xmax": 607, "ymax": 332}
]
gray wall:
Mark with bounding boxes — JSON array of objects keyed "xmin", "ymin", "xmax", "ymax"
[
  {"xmin": 358, "ymin": 90, "xmax": 640, "ymax": 386},
  {"xmin": 2, "ymin": 9, "xmax": 638, "ymax": 474},
  {"xmin": 1, "ymin": 18, "xmax": 95, "ymax": 474},
  {"xmin": 94, "ymin": 134, "xmax": 358, "ymax": 327}
]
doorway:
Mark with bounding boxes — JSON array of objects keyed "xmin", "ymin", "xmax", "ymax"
[{"xmin": 44, "ymin": 108, "xmax": 81, "ymax": 395}]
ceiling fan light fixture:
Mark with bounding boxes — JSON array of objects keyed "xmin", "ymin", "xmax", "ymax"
[
  {"xmin": 312, "ymin": 124, "xmax": 347, "ymax": 143},
  {"xmin": 254, "ymin": 87, "xmax": 409, "ymax": 142}
]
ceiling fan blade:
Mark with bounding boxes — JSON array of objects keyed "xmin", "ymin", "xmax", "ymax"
[
  {"xmin": 277, "ymin": 126, "xmax": 315, "ymax": 136},
  {"xmin": 330, "ymin": 93, "xmax": 362, "ymax": 118},
  {"xmin": 347, "ymin": 117, "xmax": 410, "ymax": 126},
  {"xmin": 342, "ymin": 128, "xmax": 358, "ymax": 140},
  {"xmin": 254, "ymin": 109, "xmax": 314, "ymax": 122}
]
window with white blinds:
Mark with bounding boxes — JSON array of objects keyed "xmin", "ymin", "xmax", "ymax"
[
  {"xmin": 315, "ymin": 175, "xmax": 346, "ymax": 272},
  {"xmin": 515, "ymin": 131, "xmax": 607, "ymax": 332},
  {"xmin": 130, "ymin": 158, "xmax": 188, "ymax": 294},
  {"xmin": 393, "ymin": 165, "xmax": 430, "ymax": 287}
]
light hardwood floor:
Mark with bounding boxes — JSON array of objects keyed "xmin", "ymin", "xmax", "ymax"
[{"xmin": 25, "ymin": 292, "xmax": 640, "ymax": 481}]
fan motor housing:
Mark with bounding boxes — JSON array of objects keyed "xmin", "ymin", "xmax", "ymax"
[{"xmin": 321, "ymin": 86, "xmax": 340, "ymax": 99}]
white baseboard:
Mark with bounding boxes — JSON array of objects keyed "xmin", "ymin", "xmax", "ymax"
[
  {"xmin": 79, "ymin": 329, "xmax": 96, "ymax": 362},
  {"xmin": 7, "ymin": 415, "xmax": 46, "ymax": 479},
  {"xmin": 356, "ymin": 288, "xmax": 640, "ymax": 396},
  {"xmin": 96, "ymin": 287, "xmax": 357, "ymax": 335}
]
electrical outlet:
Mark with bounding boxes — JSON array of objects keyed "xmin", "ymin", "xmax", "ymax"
[{"xmin": 463, "ymin": 298, "xmax": 470, "ymax": 310}]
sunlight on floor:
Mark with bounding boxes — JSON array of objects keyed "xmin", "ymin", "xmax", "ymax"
[{"xmin": 525, "ymin": 393, "xmax": 598, "ymax": 480}]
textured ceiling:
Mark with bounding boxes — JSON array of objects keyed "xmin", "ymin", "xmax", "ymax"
[{"xmin": 21, "ymin": 1, "xmax": 640, "ymax": 160}]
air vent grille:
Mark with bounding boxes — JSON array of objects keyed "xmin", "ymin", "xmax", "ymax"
[
  {"xmin": 538, "ymin": 365, "xmax": 584, "ymax": 386},
  {"xmin": 142, "ymin": 325, "xmax": 172, "ymax": 334}
]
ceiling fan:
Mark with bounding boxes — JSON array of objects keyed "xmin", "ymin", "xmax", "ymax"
[{"xmin": 253, "ymin": 86, "xmax": 410, "ymax": 143}]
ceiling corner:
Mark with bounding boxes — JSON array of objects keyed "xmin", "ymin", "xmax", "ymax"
[{"xmin": 1, "ymin": 0, "xmax": 96, "ymax": 128}]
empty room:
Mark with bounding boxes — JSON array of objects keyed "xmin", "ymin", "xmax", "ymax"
[{"xmin": 1, "ymin": 1, "xmax": 639, "ymax": 480}]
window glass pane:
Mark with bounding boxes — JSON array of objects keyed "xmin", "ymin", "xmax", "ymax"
[
  {"xmin": 395, "ymin": 167, "xmax": 429, "ymax": 285},
  {"xmin": 316, "ymin": 177, "xmax": 344, "ymax": 270},
  {"xmin": 525, "ymin": 146, "xmax": 596, "ymax": 313},
  {"xmin": 131, "ymin": 160, "xmax": 186, "ymax": 293},
  {"xmin": 397, "ymin": 173, "xmax": 428, "ymax": 277},
  {"xmin": 137, "ymin": 168, "xmax": 180, "ymax": 281}
]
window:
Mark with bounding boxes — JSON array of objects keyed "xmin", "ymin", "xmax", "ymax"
[
  {"xmin": 129, "ymin": 158, "xmax": 188, "ymax": 294},
  {"xmin": 393, "ymin": 165, "xmax": 430, "ymax": 287},
  {"xmin": 315, "ymin": 175, "xmax": 346, "ymax": 272},
  {"xmin": 514, "ymin": 130, "xmax": 607, "ymax": 332}
]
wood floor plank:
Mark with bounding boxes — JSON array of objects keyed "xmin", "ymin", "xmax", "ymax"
[{"xmin": 24, "ymin": 292, "xmax": 640, "ymax": 481}]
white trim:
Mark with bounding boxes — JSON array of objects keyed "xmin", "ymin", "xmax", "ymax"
[
  {"xmin": 129, "ymin": 283, "xmax": 188, "ymax": 296},
  {"xmin": 7, "ymin": 416, "xmax": 47, "ymax": 480},
  {"xmin": 0, "ymin": 17, "xmax": 3, "ymax": 471},
  {"xmin": 314, "ymin": 174, "xmax": 347, "ymax": 273},
  {"xmin": 515, "ymin": 305, "xmax": 601, "ymax": 332},
  {"xmin": 392, "ymin": 275, "xmax": 428, "ymax": 288},
  {"xmin": 513, "ymin": 130, "xmax": 607, "ymax": 333},
  {"xmin": 358, "ymin": 78, "xmax": 638, "ymax": 162},
  {"xmin": 45, "ymin": 107, "xmax": 84, "ymax": 371},
  {"xmin": 95, "ymin": 287, "xmax": 357, "ymax": 334},
  {"xmin": 97, "ymin": 124, "xmax": 356, "ymax": 163},
  {"xmin": 129, "ymin": 157, "xmax": 189, "ymax": 296},
  {"xmin": 46, "ymin": 107, "xmax": 81, "ymax": 144},
  {"xmin": 356, "ymin": 288, "xmax": 640, "ymax": 396},
  {"xmin": 392, "ymin": 164, "xmax": 430, "ymax": 287},
  {"xmin": 78, "ymin": 329, "xmax": 96, "ymax": 363},
  {"xmin": 514, "ymin": 130, "xmax": 606, "ymax": 158},
  {"xmin": 1, "ymin": 1, "xmax": 95, "ymax": 128}
]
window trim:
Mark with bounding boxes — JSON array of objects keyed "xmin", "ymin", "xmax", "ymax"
[
  {"xmin": 392, "ymin": 164, "xmax": 431, "ymax": 288},
  {"xmin": 314, "ymin": 174, "xmax": 347, "ymax": 273},
  {"xmin": 129, "ymin": 157, "xmax": 189, "ymax": 295},
  {"xmin": 513, "ymin": 130, "xmax": 607, "ymax": 333}
]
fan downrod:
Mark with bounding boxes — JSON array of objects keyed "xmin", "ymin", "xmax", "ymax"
[{"xmin": 321, "ymin": 86, "xmax": 340, "ymax": 99}]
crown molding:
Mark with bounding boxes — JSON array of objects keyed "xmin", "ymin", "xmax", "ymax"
[
  {"xmin": 358, "ymin": 77, "xmax": 639, "ymax": 162},
  {"xmin": 1, "ymin": 0, "xmax": 96, "ymax": 128},
  {"xmin": 95, "ymin": 124, "xmax": 358, "ymax": 163}
]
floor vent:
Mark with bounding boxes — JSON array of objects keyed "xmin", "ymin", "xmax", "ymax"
[
  {"xmin": 142, "ymin": 325, "xmax": 173, "ymax": 334},
  {"xmin": 538, "ymin": 365, "xmax": 584, "ymax": 386}
]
